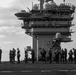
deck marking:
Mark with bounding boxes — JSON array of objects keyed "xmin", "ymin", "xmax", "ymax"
[
  {"xmin": 0, "ymin": 71, "xmax": 13, "ymax": 73},
  {"xmin": 58, "ymin": 70, "xmax": 69, "ymax": 72},
  {"xmin": 70, "ymin": 70, "xmax": 76, "ymax": 71},
  {"xmin": 41, "ymin": 70, "xmax": 52, "ymax": 72},
  {"xmin": 21, "ymin": 70, "xmax": 32, "ymax": 72}
]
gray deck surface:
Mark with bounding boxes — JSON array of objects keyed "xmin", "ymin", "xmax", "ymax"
[{"xmin": 0, "ymin": 62, "xmax": 76, "ymax": 75}]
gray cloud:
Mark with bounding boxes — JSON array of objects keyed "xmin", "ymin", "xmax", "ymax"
[
  {"xmin": 0, "ymin": 7, "xmax": 21, "ymax": 20},
  {"xmin": 0, "ymin": 35, "xmax": 6, "ymax": 39},
  {"xmin": 0, "ymin": 7, "xmax": 23, "ymax": 27}
]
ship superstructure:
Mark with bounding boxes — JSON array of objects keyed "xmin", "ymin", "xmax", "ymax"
[{"xmin": 15, "ymin": 0, "xmax": 75, "ymax": 61}]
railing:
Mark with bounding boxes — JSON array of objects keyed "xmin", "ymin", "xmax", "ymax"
[
  {"xmin": 50, "ymin": 15, "xmax": 71, "ymax": 19},
  {"xmin": 62, "ymin": 38, "xmax": 72, "ymax": 42},
  {"xmin": 30, "ymin": 28, "xmax": 69, "ymax": 33},
  {"xmin": 31, "ymin": 21, "xmax": 69, "ymax": 26},
  {"xmin": 56, "ymin": 21, "xmax": 69, "ymax": 25}
]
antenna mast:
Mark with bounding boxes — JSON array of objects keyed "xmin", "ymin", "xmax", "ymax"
[
  {"xmin": 39, "ymin": 0, "xmax": 44, "ymax": 10},
  {"xmin": 63, "ymin": 0, "xmax": 65, "ymax": 3},
  {"xmin": 32, "ymin": 1, "xmax": 33, "ymax": 9}
]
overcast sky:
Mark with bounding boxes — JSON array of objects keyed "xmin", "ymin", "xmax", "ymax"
[{"xmin": 0, "ymin": 0, "xmax": 76, "ymax": 61}]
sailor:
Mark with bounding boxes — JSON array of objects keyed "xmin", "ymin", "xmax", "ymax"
[
  {"xmin": 12, "ymin": 48, "xmax": 16, "ymax": 63},
  {"xmin": 73, "ymin": 48, "xmax": 76, "ymax": 64},
  {"xmin": 40, "ymin": 48, "xmax": 46, "ymax": 63},
  {"xmin": 0, "ymin": 48, "xmax": 2, "ymax": 63},
  {"xmin": 25, "ymin": 50, "xmax": 28, "ymax": 63},
  {"xmin": 17, "ymin": 48, "xmax": 20, "ymax": 64},
  {"xmin": 68, "ymin": 50, "xmax": 73, "ymax": 63},
  {"xmin": 60, "ymin": 49, "xmax": 65, "ymax": 63},
  {"xmin": 48, "ymin": 48, "xmax": 52, "ymax": 63},
  {"xmin": 54, "ymin": 49, "xmax": 60, "ymax": 63},
  {"xmin": 64, "ymin": 48, "xmax": 67, "ymax": 63},
  {"xmin": 31, "ymin": 49, "xmax": 35, "ymax": 63},
  {"xmin": 9, "ymin": 50, "xmax": 13, "ymax": 63}
]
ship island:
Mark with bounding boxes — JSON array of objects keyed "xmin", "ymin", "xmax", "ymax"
[{"xmin": 15, "ymin": 0, "xmax": 75, "ymax": 61}]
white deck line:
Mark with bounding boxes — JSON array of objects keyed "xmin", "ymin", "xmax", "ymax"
[
  {"xmin": 0, "ymin": 71, "xmax": 13, "ymax": 73},
  {"xmin": 41, "ymin": 70, "xmax": 52, "ymax": 72},
  {"xmin": 58, "ymin": 70, "xmax": 69, "ymax": 72},
  {"xmin": 70, "ymin": 70, "xmax": 76, "ymax": 71},
  {"xmin": 21, "ymin": 70, "xmax": 32, "ymax": 72}
]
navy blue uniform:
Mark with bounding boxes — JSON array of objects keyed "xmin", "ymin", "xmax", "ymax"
[
  {"xmin": 31, "ymin": 50, "xmax": 35, "ymax": 63},
  {"xmin": 48, "ymin": 48, "xmax": 52, "ymax": 63},
  {"xmin": 0, "ymin": 49, "xmax": 2, "ymax": 63},
  {"xmin": 40, "ymin": 48, "xmax": 46, "ymax": 63},
  {"xmin": 17, "ymin": 48, "xmax": 20, "ymax": 64}
]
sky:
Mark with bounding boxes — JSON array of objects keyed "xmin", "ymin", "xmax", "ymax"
[{"xmin": 0, "ymin": 0, "xmax": 76, "ymax": 61}]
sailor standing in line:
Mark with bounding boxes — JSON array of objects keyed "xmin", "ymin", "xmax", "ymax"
[
  {"xmin": 64, "ymin": 48, "xmax": 67, "ymax": 63},
  {"xmin": 40, "ymin": 48, "xmax": 46, "ymax": 63},
  {"xmin": 68, "ymin": 50, "xmax": 73, "ymax": 63},
  {"xmin": 17, "ymin": 48, "xmax": 20, "ymax": 64},
  {"xmin": 0, "ymin": 48, "xmax": 2, "ymax": 63},
  {"xmin": 25, "ymin": 49, "xmax": 28, "ymax": 63},
  {"xmin": 73, "ymin": 48, "xmax": 76, "ymax": 64},
  {"xmin": 31, "ymin": 49, "xmax": 35, "ymax": 63},
  {"xmin": 48, "ymin": 48, "xmax": 52, "ymax": 63},
  {"xmin": 12, "ymin": 48, "xmax": 16, "ymax": 63}
]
